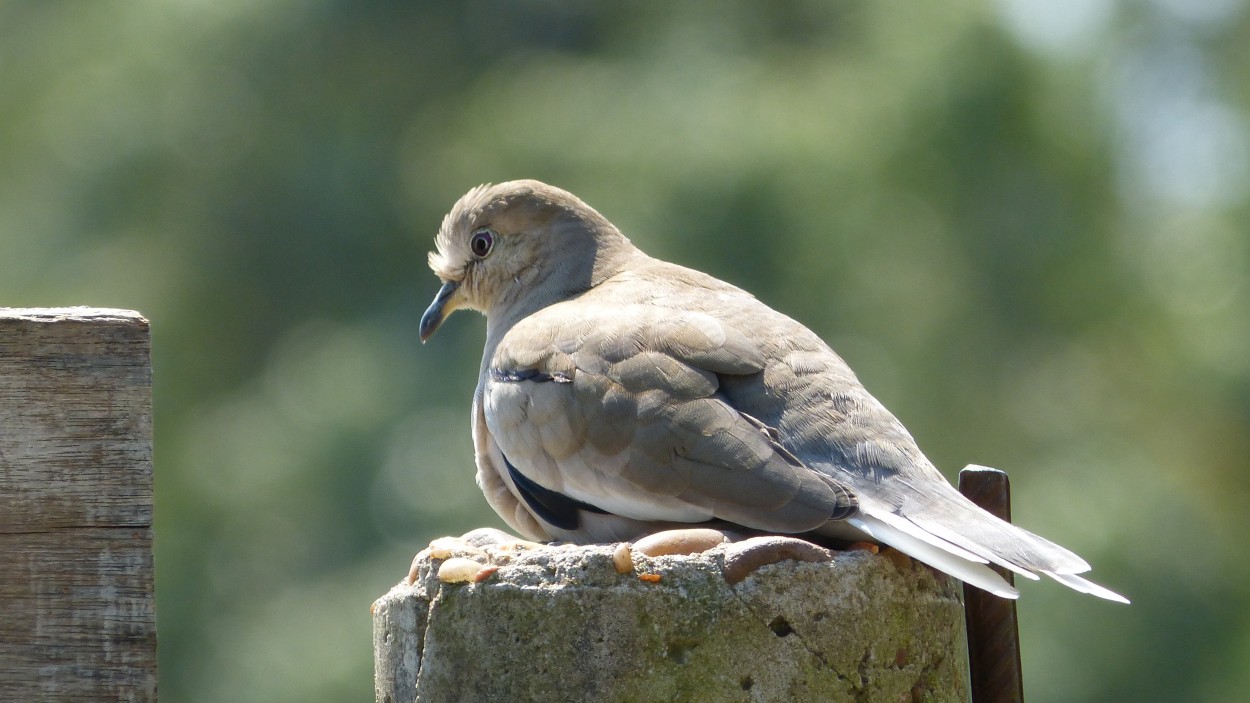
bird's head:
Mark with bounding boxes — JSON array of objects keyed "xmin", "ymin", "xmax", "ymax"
[{"xmin": 420, "ymin": 180, "xmax": 640, "ymax": 342}]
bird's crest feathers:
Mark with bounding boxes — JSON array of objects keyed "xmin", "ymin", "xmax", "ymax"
[{"xmin": 429, "ymin": 182, "xmax": 495, "ymax": 282}]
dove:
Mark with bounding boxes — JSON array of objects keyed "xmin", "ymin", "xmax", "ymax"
[{"xmin": 418, "ymin": 179, "xmax": 1128, "ymax": 603}]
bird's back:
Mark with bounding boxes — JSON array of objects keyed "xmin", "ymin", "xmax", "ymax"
[{"xmin": 579, "ymin": 257, "xmax": 940, "ymax": 492}]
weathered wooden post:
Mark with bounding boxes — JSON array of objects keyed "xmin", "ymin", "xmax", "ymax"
[{"xmin": 0, "ymin": 308, "xmax": 157, "ymax": 702}]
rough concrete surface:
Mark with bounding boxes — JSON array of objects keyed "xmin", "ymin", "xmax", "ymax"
[{"xmin": 374, "ymin": 538, "xmax": 969, "ymax": 703}]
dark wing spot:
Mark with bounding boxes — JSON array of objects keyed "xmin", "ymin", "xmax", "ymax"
[
  {"xmin": 491, "ymin": 367, "xmax": 573, "ymax": 384},
  {"xmin": 504, "ymin": 455, "xmax": 607, "ymax": 531}
]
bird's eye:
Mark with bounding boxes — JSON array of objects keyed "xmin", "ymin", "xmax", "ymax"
[{"xmin": 469, "ymin": 229, "xmax": 495, "ymax": 258}]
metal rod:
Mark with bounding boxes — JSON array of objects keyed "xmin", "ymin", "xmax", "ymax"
[{"xmin": 959, "ymin": 466, "xmax": 1025, "ymax": 703}]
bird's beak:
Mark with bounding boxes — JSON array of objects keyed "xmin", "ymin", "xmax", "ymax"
[{"xmin": 419, "ymin": 280, "xmax": 460, "ymax": 343}]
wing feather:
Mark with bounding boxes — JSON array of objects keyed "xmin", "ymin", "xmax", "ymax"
[{"xmin": 482, "ymin": 304, "xmax": 858, "ymax": 538}]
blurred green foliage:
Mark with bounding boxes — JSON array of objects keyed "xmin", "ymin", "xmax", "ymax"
[{"xmin": 3, "ymin": 1, "xmax": 1249, "ymax": 701}]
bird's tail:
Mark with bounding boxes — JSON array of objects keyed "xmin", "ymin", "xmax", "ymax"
[{"xmin": 846, "ymin": 475, "xmax": 1129, "ymax": 603}]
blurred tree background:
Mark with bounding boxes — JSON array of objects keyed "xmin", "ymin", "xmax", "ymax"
[{"xmin": 2, "ymin": 1, "xmax": 1249, "ymax": 701}]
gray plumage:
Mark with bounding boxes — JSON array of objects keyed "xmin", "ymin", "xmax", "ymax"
[{"xmin": 419, "ymin": 179, "xmax": 1127, "ymax": 602}]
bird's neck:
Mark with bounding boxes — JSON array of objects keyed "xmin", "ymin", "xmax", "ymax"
[{"xmin": 483, "ymin": 237, "xmax": 647, "ymax": 352}]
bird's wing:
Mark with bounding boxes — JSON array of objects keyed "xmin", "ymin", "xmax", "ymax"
[{"xmin": 479, "ymin": 301, "xmax": 857, "ymax": 540}]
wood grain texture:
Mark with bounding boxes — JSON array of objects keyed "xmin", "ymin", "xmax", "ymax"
[{"xmin": 0, "ymin": 307, "xmax": 156, "ymax": 702}]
